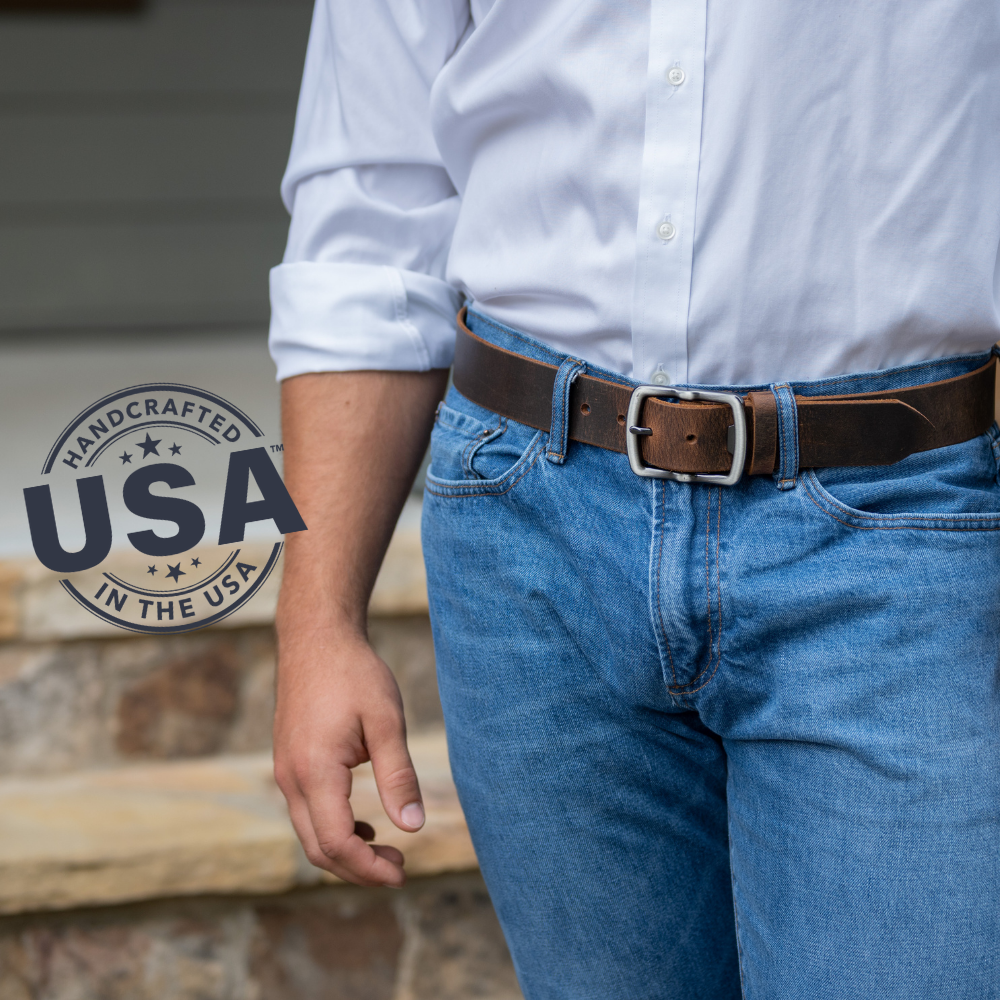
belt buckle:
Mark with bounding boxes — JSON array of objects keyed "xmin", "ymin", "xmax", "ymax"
[{"xmin": 626, "ymin": 386, "xmax": 747, "ymax": 485}]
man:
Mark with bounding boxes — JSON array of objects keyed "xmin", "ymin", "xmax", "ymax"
[{"xmin": 268, "ymin": 2, "xmax": 1000, "ymax": 997}]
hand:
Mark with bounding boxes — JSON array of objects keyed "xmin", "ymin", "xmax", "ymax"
[
  {"xmin": 272, "ymin": 625, "xmax": 425, "ymax": 887},
  {"xmin": 273, "ymin": 368, "xmax": 446, "ymax": 888}
]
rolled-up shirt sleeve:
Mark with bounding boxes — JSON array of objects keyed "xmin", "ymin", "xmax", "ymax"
[{"xmin": 269, "ymin": 0, "xmax": 470, "ymax": 380}]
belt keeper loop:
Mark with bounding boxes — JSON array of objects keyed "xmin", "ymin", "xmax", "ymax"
[
  {"xmin": 547, "ymin": 357, "xmax": 587, "ymax": 465},
  {"xmin": 770, "ymin": 383, "xmax": 800, "ymax": 490},
  {"xmin": 746, "ymin": 391, "xmax": 778, "ymax": 476}
]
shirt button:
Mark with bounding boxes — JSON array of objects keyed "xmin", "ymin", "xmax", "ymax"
[
  {"xmin": 657, "ymin": 221, "xmax": 676, "ymax": 241},
  {"xmin": 651, "ymin": 366, "xmax": 671, "ymax": 386},
  {"xmin": 667, "ymin": 66, "xmax": 685, "ymax": 86}
]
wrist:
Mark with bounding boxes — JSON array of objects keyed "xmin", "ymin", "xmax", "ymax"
[{"xmin": 275, "ymin": 604, "xmax": 368, "ymax": 645}]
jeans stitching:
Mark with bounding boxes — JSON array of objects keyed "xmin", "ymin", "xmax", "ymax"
[
  {"xmin": 655, "ymin": 482, "xmax": 680, "ymax": 687},
  {"xmin": 548, "ymin": 359, "xmax": 585, "ymax": 463},
  {"xmin": 549, "ymin": 380, "xmax": 565, "ymax": 459},
  {"xmin": 803, "ymin": 468, "xmax": 1000, "ymax": 527},
  {"xmin": 672, "ymin": 488, "xmax": 724, "ymax": 694},
  {"xmin": 808, "ymin": 476, "xmax": 1000, "ymax": 521},
  {"xmin": 796, "ymin": 353, "xmax": 991, "ymax": 394},
  {"xmin": 789, "ymin": 387, "xmax": 799, "ymax": 477},
  {"xmin": 775, "ymin": 385, "xmax": 788, "ymax": 482},
  {"xmin": 461, "ymin": 417, "xmax": 504, "ymax": 479},
  {"xmin": 704, "ymin": 488, "xmax": 713, "ymax": 664},
  {"xmin": 679, "ymin": 489, "xmax": 715, "ymax": 689},
  {"xmin": 425, "ymin": 435, "xmax": 546, "ymax": 498},
  {"xmin": 780, "ymin": 386, "xmax": 790, "ymax": 481},
  {"xmin": 774, "ymin": 384, "xmax": 799, "ymax": 488},
  {"xmin": 990, "ymin": 424, "xmax": 1000, "ymax": 483},
  {"xmin": 801, "ymin": 473, "xmax": 1000, "ymax": 531},
  {"xmin": 730, "ymin": 849, "xmax": 749, "ymax": 1000}
]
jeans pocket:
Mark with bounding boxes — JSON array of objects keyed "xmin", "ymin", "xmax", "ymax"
[
  {"xmin": 802, "ymin": 424, "xmax": 1000, "ymax": 531},
  {"xmin": 426, "ymin": 386, "xmax": 545, "ymax": 496}
]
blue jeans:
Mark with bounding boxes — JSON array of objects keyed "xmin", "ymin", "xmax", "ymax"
[{"xmin": 421, "ymin": 310, "xmax": 1000, "ymax": 1000}]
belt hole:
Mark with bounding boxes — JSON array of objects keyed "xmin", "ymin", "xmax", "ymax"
[
  {"xmin": 686, "ymin": 434, "xmax": 697, "ymax": 443},
  {"xmin": 617, "ymin": 413, "xmax": 625, "ymax": 425},
  {"xmin": 580, "ymin": 403, "xmax": 591, "ymax": 415}
]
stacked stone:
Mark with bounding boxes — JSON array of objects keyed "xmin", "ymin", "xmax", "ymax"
[{"xmin": 0, "ymin": 504, "xmax": 522, "ymax": 999}]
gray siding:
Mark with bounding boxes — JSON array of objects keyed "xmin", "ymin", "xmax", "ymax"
[{"xmin": 0, "ymin": 0, "xmax": 312, "ymax": 333}]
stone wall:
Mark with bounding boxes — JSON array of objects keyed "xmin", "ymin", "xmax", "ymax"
[
  {"xmin": 0, "ymin": 875, "xmax": 521, "ymax": 1000},
  {"xmin": 0, "ymin": 618, "xmax": 440, "ymax": 777},
  {"xmin": 0, "ymin": 514, "xmax": 523, "ymax": 999}
]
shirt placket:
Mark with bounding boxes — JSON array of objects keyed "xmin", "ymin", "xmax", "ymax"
[{"xmin": 630, "ymin": 0, "xmax": 707, "ymax": 386}]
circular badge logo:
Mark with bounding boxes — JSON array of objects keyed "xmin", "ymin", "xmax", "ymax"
[{"xmin": 22, "ymin": 383, "xmax": 305, "ymax": 634}]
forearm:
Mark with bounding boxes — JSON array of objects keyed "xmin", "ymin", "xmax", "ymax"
[
  {"xmin": 277, "ymin": 369, "xmax": 448, "ymax": 638},
  {"xmin": 272, "ymin": 367, "xmax": 447, "ymax": 888}
]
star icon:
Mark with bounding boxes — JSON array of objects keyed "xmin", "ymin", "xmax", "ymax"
[
  {"xmin": 147, "ymin": 565, "xmax": 158, "ymax": 576},
  {"xmin": 169, "ymin": 443, "xmax": 181, "ymax": 456},
  {"xmin": 165, "ymin": 563, "xmax": 185, "ymax": 582},
  {"xmin": 120, "ymin": 451, "xmax": 132, "ymax": 464},
  {"xmin": 137, "ymin": 433, "xmax": 161, "ymax": 459},
  {"xmin": 190, "ymin": 557, "xmax": 201, "ymax": 568}
]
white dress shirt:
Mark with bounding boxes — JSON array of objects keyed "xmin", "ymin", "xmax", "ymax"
[{"xmin": 269, "ymin": 0, "xmax": 1000, "ymax": 387}]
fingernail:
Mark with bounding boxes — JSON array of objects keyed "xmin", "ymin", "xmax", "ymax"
[{"xmin": 400, "ymin": 801, "xmax": 425, "ymax": 830}]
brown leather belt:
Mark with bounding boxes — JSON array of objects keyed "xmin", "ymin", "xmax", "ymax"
[{"xmin": 453, "ymin": 309, "xmax": 997, "ymax": 481}]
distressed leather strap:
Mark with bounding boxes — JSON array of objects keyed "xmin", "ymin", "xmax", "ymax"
[
  {"xmin": 452, "ymin": 310, "xmax": 997, "ymax": 476},
  {"xmin": 745, "ymin": 391, "xmax": 778, "ymax": 476}
]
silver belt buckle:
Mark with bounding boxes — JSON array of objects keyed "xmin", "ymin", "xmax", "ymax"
[{"xmin": 626, "ymin": 386, "xmax": 747, "ymax": 486}]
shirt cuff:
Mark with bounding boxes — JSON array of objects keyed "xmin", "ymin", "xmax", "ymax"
[{"xmin": 268, "ymin": 261, "xmax": 462, "ymax": 380}]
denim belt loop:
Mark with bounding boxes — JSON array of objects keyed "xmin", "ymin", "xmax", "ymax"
[
  {"xmin": 547, "ymin": 357, "xmax": 587, "ymax": 465},
  {"xmin": 770, "ymin": 382, "xmax": 800, "ymax": 490}
]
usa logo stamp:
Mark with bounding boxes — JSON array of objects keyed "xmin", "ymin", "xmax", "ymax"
[{"xmin": 22, "ymin": 383, "xmax": 306, "ymax": 634}]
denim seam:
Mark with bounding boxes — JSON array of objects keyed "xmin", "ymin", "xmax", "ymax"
[
  {"xmin": 990, "ymin": 423, "xmax": 1000, "ymax": 482},
  {"xmin": 434, "ymin": 410, "xmax": 473, "ymax": 432},
  {"xmin": 807, "ymin": 474, "xmax": 1000, "ymax": 522},
  {"xmin": 671, "ymin": 488, "xmax": 719, "ymax": 692},
  {"xmin": 671, "ymin": 488, "xmax": 724, "ymax": 695},
  {"xmin": 436, "ymin": 403, "xmax": 501, "ymax": 434},
  {"xmin": 803, "ymin": 467, "xmax": 1000, "ymax": 524},
  {"xmin": 460, "ymin": 431, "xmax": 483, "ymax": 475},
  {"xmin": 704, "ymin": 489, "xmax": 714, "ymax": 667},
  {"xmin": 730, "ymin": 848, "xmax": 749, "ymax": 1000},
  {"xmin": 547, "ymin": 358, "xmax": 586, "ymax": 464},
  {"xmin": 772, "ymin": 383, "xmax": 799, "ymax": 490},
  {"xmin": 425, "ymin": 435, "xmax": 546, "ymax": 498},
  {"xmin": 802, "ymin": 472, "xmax": 1000, "ymax": 531},
  {"xmin": 654, "ymin": 482, "xmax": 680, "ymax": 687},
  {"xmin": 794, "ymin": 353, "xmax": 991, "ymax": 395},
  {"xmin": 461, "ymin": 416, "xmax": 505, "ymax": 479},
  {"xmin": 778, "ymin": 387, "xmax": 789, "ymax": 481}
]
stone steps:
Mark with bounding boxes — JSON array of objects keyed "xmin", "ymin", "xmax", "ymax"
[
  {"xmin": 0, "ymin": 730, "xmax": 473, "ymax": 916},
  {"xmin": 0, "ymin": 501, "xmax": 524, "ymax": 999},
  {"xmin": 0, "ymin": 499, "xmax": 477, "ymax": 921}
]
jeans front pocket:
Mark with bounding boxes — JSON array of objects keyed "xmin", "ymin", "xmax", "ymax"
[
  {"xmin": 802, "ymin": 424, "xmax": 1000, "ymax": 531},
  {"xmin": 426, "ymin": 386, "xmax": 545, "ymax": 497}
]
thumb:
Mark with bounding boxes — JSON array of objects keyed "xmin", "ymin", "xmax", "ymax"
[{"xmin": 367, "ymin": 719, "xmax": 425, "ymax": 833}]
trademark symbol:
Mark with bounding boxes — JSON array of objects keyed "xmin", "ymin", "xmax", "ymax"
[{"xmin": 269, "ymin": 443, "xmax": 283, "ymax": 453}]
